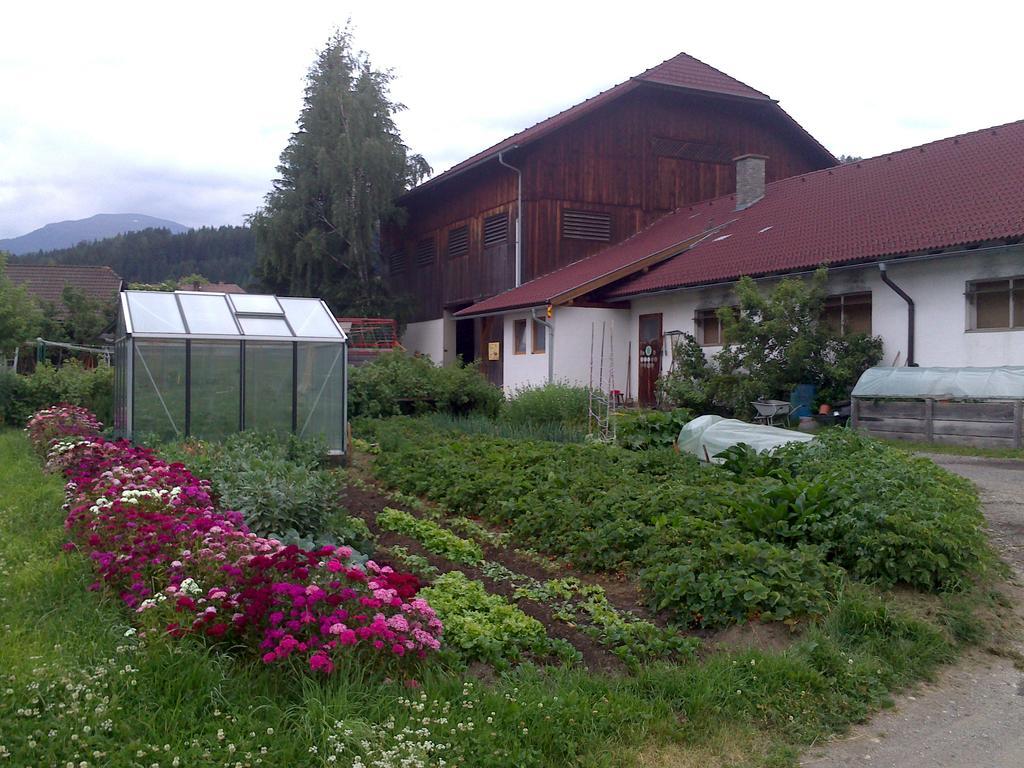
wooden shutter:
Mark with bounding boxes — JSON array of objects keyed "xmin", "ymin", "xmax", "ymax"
[
  {"xmin": 415, "ymin": 237, "xmax": 436, "ymax": 267},
  {"xmin": 388, "ymin": 251, "xmax": 406, "ymax": 275},
  {"xmin": 447, "ymin": 225, "xmax": 470, "ymax": 258},
  {"xmin": 562, "ymin": 209, "xmax": 611, "ymax": 241},
  {"xmin": 483, "ymin": 212, "xmax": 509, "ymax": 247}
]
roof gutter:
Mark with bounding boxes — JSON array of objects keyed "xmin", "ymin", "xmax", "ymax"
[
  {"xmin": 497, "ymin": 148, "xmax": 523, "ymax": 287},
  {"xmin": 531, "ymin": 308, "xmax": 554, "ymax": 384},
  {"xmin": 878, "ymin": 262, "xmax": 915, "ymax": 366},
  {"xmin": 607, "ymin": 242, "xmax": 1022, "ymax": 302}
]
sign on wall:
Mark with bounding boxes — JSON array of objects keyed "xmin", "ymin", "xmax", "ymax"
[{"xmin": 488, "ymin": 341, "xmax": 500, "ymax": 361}]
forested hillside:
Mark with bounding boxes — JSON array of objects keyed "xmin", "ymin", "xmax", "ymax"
[{"xmin": 14, "ymin": 226, "xmax": 256, "ymax": 286}]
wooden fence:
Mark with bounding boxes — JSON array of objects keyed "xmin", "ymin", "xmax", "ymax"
[{"xmin": 852, "ymin": 398, "xmax": 1024, "ymax": 449}]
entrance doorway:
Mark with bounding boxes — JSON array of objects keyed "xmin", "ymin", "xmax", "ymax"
[
  {"xmin": 454, "ymin": 316, "xmax": 503, "ymax": 388},
  {"xmin": 638, "ymin": 313, "xmax": 662, "ymax": 407}
]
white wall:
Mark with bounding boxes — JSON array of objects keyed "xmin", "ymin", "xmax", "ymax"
[
  {"xmin": 626, "ymin": 248, "xmax": 1024, "ymax": 398},
  {"xmin": 498, "ymin": 306, "xmax": 630, "ymax": 394},
  {"xmin": 502, "ymin": 312, "xmax": 550, "ymax": 393},
  {"xmin": 551, "ymin": 306, "xmax": 631, "ymax": 392},
  {"xmin": 401, "ymin": 314, "xmax": 455, "ymax": 365}
]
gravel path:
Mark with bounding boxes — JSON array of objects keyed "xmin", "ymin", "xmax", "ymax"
[{"xmin": 801, "ymin": 454, "xmax": 1024, "ymax": 768}]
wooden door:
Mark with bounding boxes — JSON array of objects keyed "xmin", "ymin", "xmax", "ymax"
[
  {"xmin": 638, "ymin": 313, "xmax": 662, "ymax": 407},
  {"xmin": 477, "ymin": 316, "xmax": 504, "ymax": 388}
]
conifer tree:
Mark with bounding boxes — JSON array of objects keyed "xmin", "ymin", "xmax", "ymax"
[{"xmin": 251, "ymin": 29, "xmax": 429, "ymax": 316}]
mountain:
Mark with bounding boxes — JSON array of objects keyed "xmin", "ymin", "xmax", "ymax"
[{"xmin": 0, "ymin": 213, "xmax": 190, "ymax": 255}]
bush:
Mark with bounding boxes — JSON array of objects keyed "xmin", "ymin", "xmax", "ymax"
[
  {"xmin": 613, "ymin": 408, "xmax": 692, "ymax": 450},
  {"xmin": 0, "ymin": 361, "xmax": 113, "ymax": 426},
  {"xmin": 502, "ymin": 382, "xmax": 592, "ymax": 428},
  {"xmin": 162, "ymin": 431, "xmax": 367, "ymax": 546},
  {"xmin": 349, "ymin": 350, "xmax": 501, "ymax": 419}
]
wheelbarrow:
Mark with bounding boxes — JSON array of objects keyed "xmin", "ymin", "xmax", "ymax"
[{"xmin": 750, "ymin": 399, "xmax": 796, "ymax": 426}]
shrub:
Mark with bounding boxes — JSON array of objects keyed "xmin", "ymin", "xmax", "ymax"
[
  {"xmin": 0, "ymin": 361, "xmax": 113, "ymax": 426},
  {"xmin": 502, "ymin": 382, "xmax": 592, "ymax": 428},
  {"xmin": 658, "ymin": 269, "xmax": 883, "ymax": 417},
  {"xmin": 349, "ymin": 350, "xmax": 501, "ymax": 418},
  {"xmin": 161, "ymin": 431, "xmax": 365, "ymax": 545}
]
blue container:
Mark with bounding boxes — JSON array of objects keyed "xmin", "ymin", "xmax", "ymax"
[{"xmin": 790, "ymin": 383, "xmax": 817, "ymax": 419}]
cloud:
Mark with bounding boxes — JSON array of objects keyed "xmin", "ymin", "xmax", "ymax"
[{"xmin": 1, "ymin": 0, "xmax": 1023, "ymax": 238}]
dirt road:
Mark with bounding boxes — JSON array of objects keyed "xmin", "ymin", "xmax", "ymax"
[{"xmin": 801, "ymin": 454, "xmax": 1024, "ymax": 768}]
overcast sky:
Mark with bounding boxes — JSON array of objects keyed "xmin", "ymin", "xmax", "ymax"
[{"xmin": 2, "ymin": 1, "xmax": 1022, "ymax": 239}]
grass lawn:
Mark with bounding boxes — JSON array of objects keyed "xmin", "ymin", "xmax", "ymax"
[{"xmin": 0, "ymin": 426, "xmax": 1009, "ymax": 767}]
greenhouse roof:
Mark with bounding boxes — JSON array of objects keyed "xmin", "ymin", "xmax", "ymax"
[
  {"xmin": 119, "ymin": 290, "xmax": 347, "ymax": 342},
  {"xmin": 852, "ymin": 366, "xmax": 1024, "ymax": 399}
]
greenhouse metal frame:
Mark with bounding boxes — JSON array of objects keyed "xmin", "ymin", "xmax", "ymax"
[{"xmin": 113, "ymin": 290, "xmax": 348, "ymax": 454}]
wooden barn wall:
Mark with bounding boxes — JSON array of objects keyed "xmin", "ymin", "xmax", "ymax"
[{"xmin": 385, "ymin": 85, "xmax": 831, "ymax": 322}]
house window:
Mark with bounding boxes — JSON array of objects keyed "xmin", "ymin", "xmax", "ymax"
[
  {"xmin": 695, "ymin": 307, "xmax": 735, "ymax": 346},
  {"xmin": 483, "ymin": 212, "xmax": 509, "ymax": 248},
  {"xmin": 562, "ymin": 209, "xmax": 611, "ymax": 241},
  {"xmin": 967, "ymin": 278, "xmax": 1024, "ymax": 329},
  {"xmin": 513, "ymin": 319, "xmax": 527, "ymax": 354},
  {"xmin": 824, "ymin": 292, "xmax": 872, "ymax": 335},
  {"xmin": 447, "ymin": 225, "xmax": 470, "ymax": 259},
  {"xmin": 388, "ymin": 251, "xmax": 406, "ymax": 275},
  {"xmin": 532, "ymin": 318, "xmax": 546, "ymax": 353},
  {"xmin": 415, "ymin": 237, "xmax": 436, "ymax": 267}
]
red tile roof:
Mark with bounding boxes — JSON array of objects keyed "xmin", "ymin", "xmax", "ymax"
[
  {"xmin": 5, "ymin": 264, "xmax": 123, "ymax": 307},
  {"xmin": 405, "ymin": 52, "xmax": 831, "ymax": 199},
  {"xmin": 457, "ymin": 118, "xmax": 1024, "ymax": 315}
]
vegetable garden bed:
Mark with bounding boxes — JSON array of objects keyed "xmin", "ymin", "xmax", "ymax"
[{"xmin": 0, "ymin": 406, "xmax": 1011, "ymax": 767}]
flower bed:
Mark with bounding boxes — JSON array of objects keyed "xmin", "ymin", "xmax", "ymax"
[{"xmin": 27, "ymin": 405, "xmax": 442, "ymax": 675}]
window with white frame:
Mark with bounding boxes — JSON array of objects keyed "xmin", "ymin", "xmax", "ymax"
[{"xmin": 966, "ymin": 277, "xmax": 1024, "ymax": 330}]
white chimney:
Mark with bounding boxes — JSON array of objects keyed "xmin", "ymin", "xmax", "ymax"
[{"xmin": 733, "ymin": 154, "xmax": 768, "ymax": 211}]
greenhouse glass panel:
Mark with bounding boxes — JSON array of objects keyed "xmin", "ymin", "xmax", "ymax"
[
  {"xmin": 244, "ymin": 342, "xmax": 293, "ymax": 436},
  {"xmin": 133, "ymin": 340, "xmax": 186, "ymax": 440},
  {"xmin": 297, "ymin": 342, "xmax": 346, "ymax": 452},
  {"xmin": 178, "ymin": 294, "xmax": 238, "ymax": 335},
  {"xmin": 127, "ymin": 292, "xmax": 186, "ymax": 334},
  {"xmin": 230, "ymin": 294, "xmax": 283, "ymax": 315},
  {"xmin": 238, "ymin": 316, "xmax": 292, "ymax": 336},
  {"xmin": 190, "ymin": 342, "xmax": 241, "ymax": 441},
  {"xmin": 279, "ymin": 298, "xmax": 342, "ymax": 338}
]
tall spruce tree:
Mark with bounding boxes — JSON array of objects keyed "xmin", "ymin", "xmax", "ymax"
[{"xmin": 251, "ymin": 29, "xmax": 429, "ymax": 316}]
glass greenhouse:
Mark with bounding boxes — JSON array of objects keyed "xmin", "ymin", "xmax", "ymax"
[{"xmin": 113, "ymin": 290, "xmax": 348, "ymax": 454}]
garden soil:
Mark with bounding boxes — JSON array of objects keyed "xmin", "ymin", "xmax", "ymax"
[{"xmin": 801, "ymin": 454, "xmax": 1024, "ymax": 768}]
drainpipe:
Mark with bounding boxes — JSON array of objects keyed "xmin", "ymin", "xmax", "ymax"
[
  {"xmin": 878, "ymin": 262, "xmax": 916, "ymax": 366},
  {"xmin": 497, "ymin": 148, "xmax": 522, "ymax": 287},
  {"xmin": 531, "ymin": 307, "xmax": 554, "ymax": 384}
]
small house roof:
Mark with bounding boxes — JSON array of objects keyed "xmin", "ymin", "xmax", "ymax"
[
  {"xmin": 119, "ymin": 290, "xmax": 346, "ymax": 342},
  {"xmin": 5, "ymin": 264, "xmax": 123, "ymax": 307}
]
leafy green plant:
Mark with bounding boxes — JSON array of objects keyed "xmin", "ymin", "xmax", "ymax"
[
  {"xmin": 348, "ymin": 350, "xmax": 501, "ymax": 419},
  {"xmin": 370, "ymin": 419, "xmax": 992, "ymax": 628},
  {"xmin": 613, "ymin": 408, "xmax": 692, "ymax": 450},
  {"xmin": 159, "ymin": 431, "xmax": 365, "ymax": 545},
  {"xmin": 502, "ymin": 382, "xmax": 593, "ymax": 428},
  {"xmin": 377, "ymin": 507, "xmax": 483, "ymax": 564},
  {"xmin": 419, "ymin": 571, "xmax": 578, "ymax": 667},
  {"xmin": 0, "ymin": 361, "xmax": 113, "ymax": 426}
]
